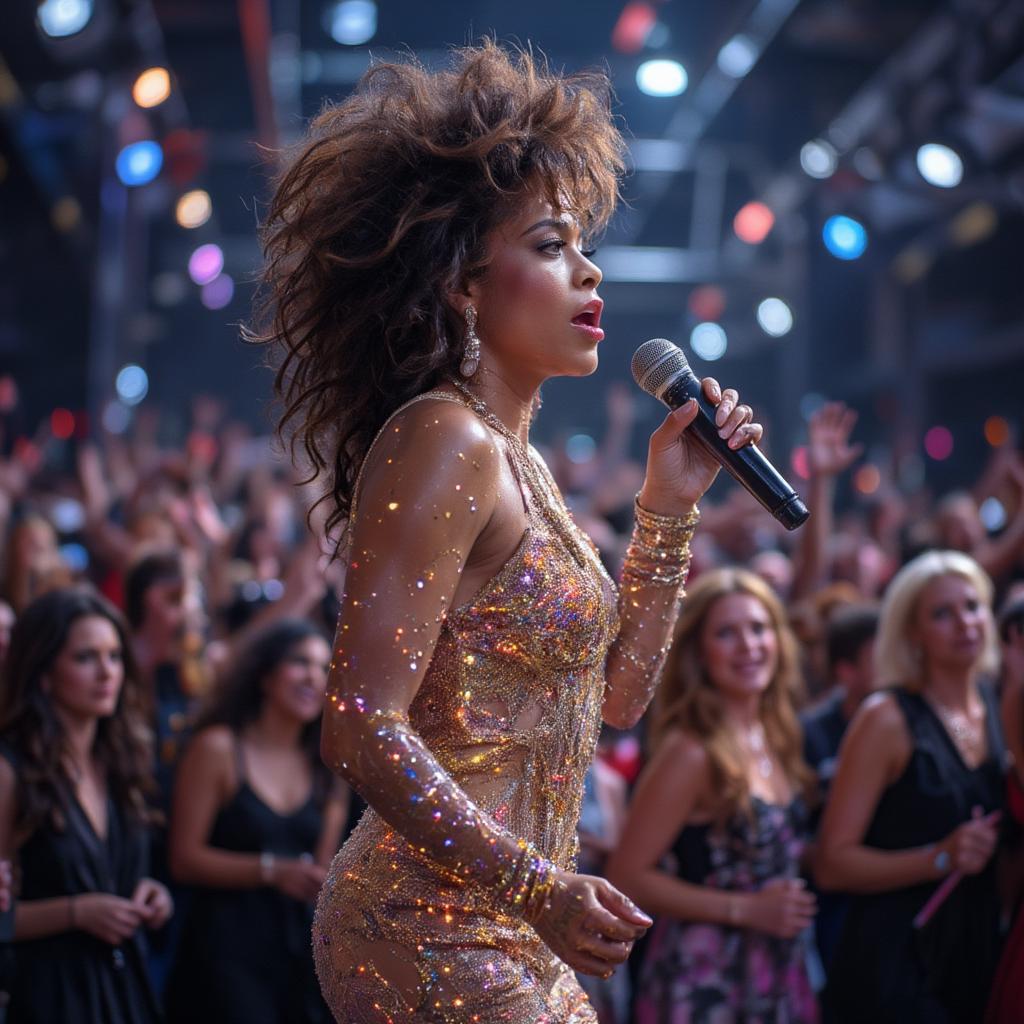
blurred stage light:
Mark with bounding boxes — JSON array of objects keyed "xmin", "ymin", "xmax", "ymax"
[
  {"xmin": 854, "ymin": 464, "xmax": 881, "ymax": 495},
  {"xmin": 132, "ymin": 67, "xmax": 171, "ymax": 109},
  {"xmin": 950, "ymin": 202, "xmax": 995, "ymax": 248},
  {"xmin": 102, "ymin": 400, "xmax": 131, "ymax": 434},
  {"xmin": 201, "ymin": 273, "xmax": 235, "ymax": 310},
  {"xmin": 326, "ymin": 0, "xmax": 377, "ymax": 45},
  {"xmin": 756, "ymin": 298, "xmax": 793, "ymax": 337},
  {"xmin": 688, "ymin": 285, "xmax": 725, "ymax": 322},
  {"xmin": 59, "ymin": 543, "xmax": 89, "ymax": 572},
  {"xmin": 717, "ymin": 34, "xmax": 758, "ymax": 78},
  {"xmin": 984, "ymin": 415, "xmax": 1010, "ymax": 447},
  {"xmin": 636, "ymin": 60, "xmax": 687, "ymax": 97},
  {"xmin": 176, "ymin": 189, "xmax": 212, "ymax": 229},
  {"xmin": 916, "ymin": 143, "xmax": 963, "ymax": 188},
  {"xmin": 980, "ymin": 497, "xmax": 1007, "ymax": 532},
  {"xmin": 690, "ymin": 322, "xmax": 727, "ymax": 361},
  {"xmin": 52, "ymin": 498, "xmax": 85, "ymax": 533},
  {"xmin": 152, "ymin": 272, "xmax": 188, "ymax": 307},
  {"xmin": 566, "ymin": 434, "xmax": 597, "ymax": 464},
  {"xmin": 115, "ymin": 141, "xmax": 163, "ymax": 187},
  {"xmin": 50, "ymin": 408, "xmax": 75, "ymax": 440},
  {"xmin": 612, "ymin": 2, "xmax": 657, "ymax": 54},
  {"xmin": 800, "ymin": 139, "xmax": 838, "ymax": 179},
  {"xmin": 188, "ymin": 243, "xmax": 224, "ymax": 285},
  {"xmin": 51, "ymin": 196, "xmax": 82, "ymax": 232},
  {"xmin": 733, "ymin": 201, "xmax": 774, "ymax": 244},
  {"xmin": 823, "ymin": 215, "xmax": 867, "ymax": 260},
  {"xmin": 116, "ymin": 364, "xmax": 148, "ymax": 406},
  {"xmin": 791, "ymin": 446, "xmax": 810, "ymax": 481},
  {"xmin": 923, "ymin": 425, "xmax": 953, "ymax": 461},
  {"xmin": 37, "ymin": 0, "xmax": 93, "ymax": 38}
]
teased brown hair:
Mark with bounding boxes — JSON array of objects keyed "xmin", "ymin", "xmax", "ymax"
[
  {"xmin": 652, "ymin": 568, "xmax": 815, "ymax": 822},
  {"xmin": 247, "ymin": 41, "xmax": 625, "ymax": 548}
]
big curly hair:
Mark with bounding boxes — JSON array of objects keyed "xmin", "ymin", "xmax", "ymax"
[{"xmin": 248, "ymin": 41, "xmax": 626, "ymax": 546}]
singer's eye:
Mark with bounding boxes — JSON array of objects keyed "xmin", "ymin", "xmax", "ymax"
[
  {"xmin": 581, "ymin": 248, "xmax": 597, "ymax": 259},
  {"xmin": 539, "ymin": 239, "xmax": 567, "ymax": 255}
]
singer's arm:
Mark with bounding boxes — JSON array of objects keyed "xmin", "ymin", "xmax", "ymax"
[{"xmin": 602, "ymin": 379, "xmax": 761, "ymax": 729}]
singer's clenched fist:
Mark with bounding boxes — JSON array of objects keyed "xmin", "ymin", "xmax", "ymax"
[{"xmin": 639, "ymin": 377, "xmax": 763, "ymax": 514}]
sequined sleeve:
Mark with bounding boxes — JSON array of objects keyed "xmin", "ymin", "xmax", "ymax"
[
  {"xmin": 321, "ymin": 400, "xmax": 555, "ymax": 919},
  {"xmin": 603, "ymin": 498, "xmax": 699, "ymax": 729}
]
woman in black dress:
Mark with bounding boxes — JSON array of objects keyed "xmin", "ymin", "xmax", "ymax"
[
  {"xmin": 0, "ymin": 586, "xmax": 171, "ymax": 1024},
  {"xmin": 166, "ymin": 619, "xmax": 348, "ymax": 1024},
  {"xmin": 816, "ymin": 550, "xmax": 1007, "ymax": 1023}
]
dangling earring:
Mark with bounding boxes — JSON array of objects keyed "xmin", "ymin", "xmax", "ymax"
[{"xmin": 460, "ymin": 305, "xmax": 481, "ymax": 378}]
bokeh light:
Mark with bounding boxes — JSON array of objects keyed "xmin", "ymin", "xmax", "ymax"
[
  {"xmin": 116, "ymin": 364, "xmax": 149, "ymax": 406},
  {"xmin": 566, "ymin": 434, "xmax": 597, "ymax": 464},
  {"xmin": 733, "ymin": 201, "xmax": 775, "ymax": 244},
  {"xmin": 854, "ymin": 464, "xmax": 881, "ymax": 495},
  {"xmin": 115, "ymin": 141, "xmax": 163, "ymax": 187},
  {"xmin": 717, "ymin": 34, "xmax": 758, "ymax": 78},
  {"xmin": 979, "ymin": 497, "xmax": 1007, "ymax": 532},
  {"xmin": 924, "ymin": 425, "xmax": 954, "ymax": 461},
  {"xmin": 37, "ymin": 0, "xmax": 93, "ymax": 38},
  {"xmin": 984, "ymin": 415, "xmax": 1010, "ymax": 447},
  {"xmin": 690, "ymin": 322, "xmax": 727, "ymax": 361},
  {"xmin": 188, "ymin": 243, "xmax": 224, "ymax": 285},
  {"xmin": 176, "ymin": 189, "xmax": 212, "ymax": 229},
  {"xmin": 325, "ymin": 0, "xmax": 377, "ymax": 45},
  {"xmin": 916, "ymin": 143, "xmax": 963, "ymax": 188},
  {"xmin": 688, "ymin": 285, "xmax": 726, "ymax": 322},
  {"xmin": 612, "ymin": 2, "xmax": 657, "ymax": 54},
  {"xmin": 636, "ymin": 59, "xmax": 688, "ymax": 97},
  {"xmin": 102, "ymin": 400, "xmax": 131, "ymax": 435},
  {"xmin": 200, "ymin": 273, "xmax": 235, "ymax": 310},
  {"xmin": 823, "ymin": 215, "xmax": 868, "ymax": 260},
  {"xmin": 800, "ymin": 139, "xmax": 838, "ymax": 179},
  {"xmin": 50, "ymin": 408, "xmax": 75, "ymax": 440},
  {"xmin": 791, "ymin": 446, "xmax": 810, "ymax": 481},
  {"xmin": 756, "ymin": 297, "xmax": 793, "ymax": 337},
  {"xmin": 132, "ymin": 67, "xmax": 171, "ymax": 109}
]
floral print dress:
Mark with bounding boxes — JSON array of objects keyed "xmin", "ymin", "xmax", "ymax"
[{"xmin": 634, "ymin": 797, "xmax": 818, "ymax": 1024}]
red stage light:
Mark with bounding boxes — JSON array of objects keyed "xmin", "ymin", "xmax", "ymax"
[
  {"xmin": 791, "ymin": 446, "xmax": 810, "ymax": 480},
  {"xmin": 612, "ymin": 2, "xmax": 657, "ymax": 55},
  {"xmin": 688, "ymin": 285, "xmax": 726, "ymax": 322},
  {"xmin": 51, "ymin": 408, "xmax": 75, "ymax": 440},
  {"xmin": 734, "ymin": 201, "xmax": 775, "ymax": 244},
  {"xmin": 924, "ymin": 426, "xmax": 953, "ymax": 461}
]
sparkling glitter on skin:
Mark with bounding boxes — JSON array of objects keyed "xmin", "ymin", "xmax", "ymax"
[{"xmin": 314, "ymin": 389, "xmax": 697, "ymax": 1022}]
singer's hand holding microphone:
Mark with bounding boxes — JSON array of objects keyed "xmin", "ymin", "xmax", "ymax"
[{"xmin": 632, "ymin": 339, "xmax": 809, "ymax": 529}]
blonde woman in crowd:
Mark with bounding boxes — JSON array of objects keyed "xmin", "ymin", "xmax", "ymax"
[{"xmin": 816, "ymin": 550, "xmax": 1007, "ymax": 1023}]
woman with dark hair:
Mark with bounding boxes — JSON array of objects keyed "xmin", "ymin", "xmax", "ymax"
[
  {"xmin": 165, "ymin": 618, "xmax": 347, "ymax": 1024},
  {"xmin": 251, "ymin": 41, "xmax": 765, "ymax": 1022},
  {"xmin": 0, "ymin": 586, "xmax": 170, "ymax": 1024},
  {"xmin": 606, "ymin": 568, "xmax": 819, "ymax": 1023},
  {"xmin": 816, "ymin": 551, "xmax": 1007, "ymax": 1023}
]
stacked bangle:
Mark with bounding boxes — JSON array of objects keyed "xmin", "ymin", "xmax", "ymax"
[
  {"xmin": 497, "ymin": 841, "xmax": 557, "ymax": 924},
  {"xmin": 620, "ymin": 496, "xmax": 699, "ymax": 590}
]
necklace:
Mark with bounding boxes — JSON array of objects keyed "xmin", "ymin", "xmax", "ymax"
[
  {"xmin": 925, "ymin": 693, "xmax": 985, "ymax": 764},
  {"xmin": 446, "ymin": 378, "xmax": 608, "ymax": 581},
  {"xmin": 744, "ymin": 723, "xmax": 774, "ymax": 779}
]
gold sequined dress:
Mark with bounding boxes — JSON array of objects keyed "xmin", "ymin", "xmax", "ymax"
[{"xmin": 313, "ymin": 391, "xmax": 619, "ymax": 1023}]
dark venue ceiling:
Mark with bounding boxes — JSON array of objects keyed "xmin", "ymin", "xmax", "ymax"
[{"xmin": 2, "ymin": 0, "xmax": 1024, "ymax": 493}]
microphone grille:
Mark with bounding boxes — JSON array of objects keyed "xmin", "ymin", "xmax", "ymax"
[{"xmin": 631, "ymin": 338, "xmax": 691, "ymax": 400}]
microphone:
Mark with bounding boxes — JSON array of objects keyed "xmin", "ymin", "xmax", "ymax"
[{"xmin": 631, "ymin": 338, "xmax": 810, "ymax": 531}]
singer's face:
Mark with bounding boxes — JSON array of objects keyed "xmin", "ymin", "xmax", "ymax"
[
  {"xmin": 699, "ymin": 593, "xmax": 779, "ymax": 701},
  {"xmin": 466, "ymin": 193, "xmax": 604, "ymax": 384}
]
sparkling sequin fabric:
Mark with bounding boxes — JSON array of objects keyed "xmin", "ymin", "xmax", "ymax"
[{"xmin": 313, "ymin": 392, "xmax": 619, "ymax": 1023}]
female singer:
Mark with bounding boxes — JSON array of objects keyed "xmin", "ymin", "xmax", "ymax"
[
  {"xmin": 252, "ymin": 42, "xmax": 764, "ymax": 1023},
  {"xmin": 0, "ymin": 587, "xmax": 170, "ymax": 1024},
  {"xmin": 606, "ymin": 568, "xmax": 818, "ymax": 1023},
  {"xmin": 816, "ymin": 550, "xmax": 1007, "ymax": 1023}
]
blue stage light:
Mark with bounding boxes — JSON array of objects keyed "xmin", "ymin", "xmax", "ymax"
[
  {"xmin": 823, "ymin": 215, "xmax": 867, "ymax": 260},
  {"xmin": 115, "ymin": 141, "xmax": 163, "ymax": 187}
]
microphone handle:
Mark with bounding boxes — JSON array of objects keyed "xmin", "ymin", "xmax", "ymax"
[{"xmin": 662, "ymin": 372, "xmax": 810, "ymax": 531}]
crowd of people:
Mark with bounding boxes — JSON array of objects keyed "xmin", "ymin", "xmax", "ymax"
[{"xmin": 0, "ymin": 373, "xmax": 1023, "ymax": 1023}]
